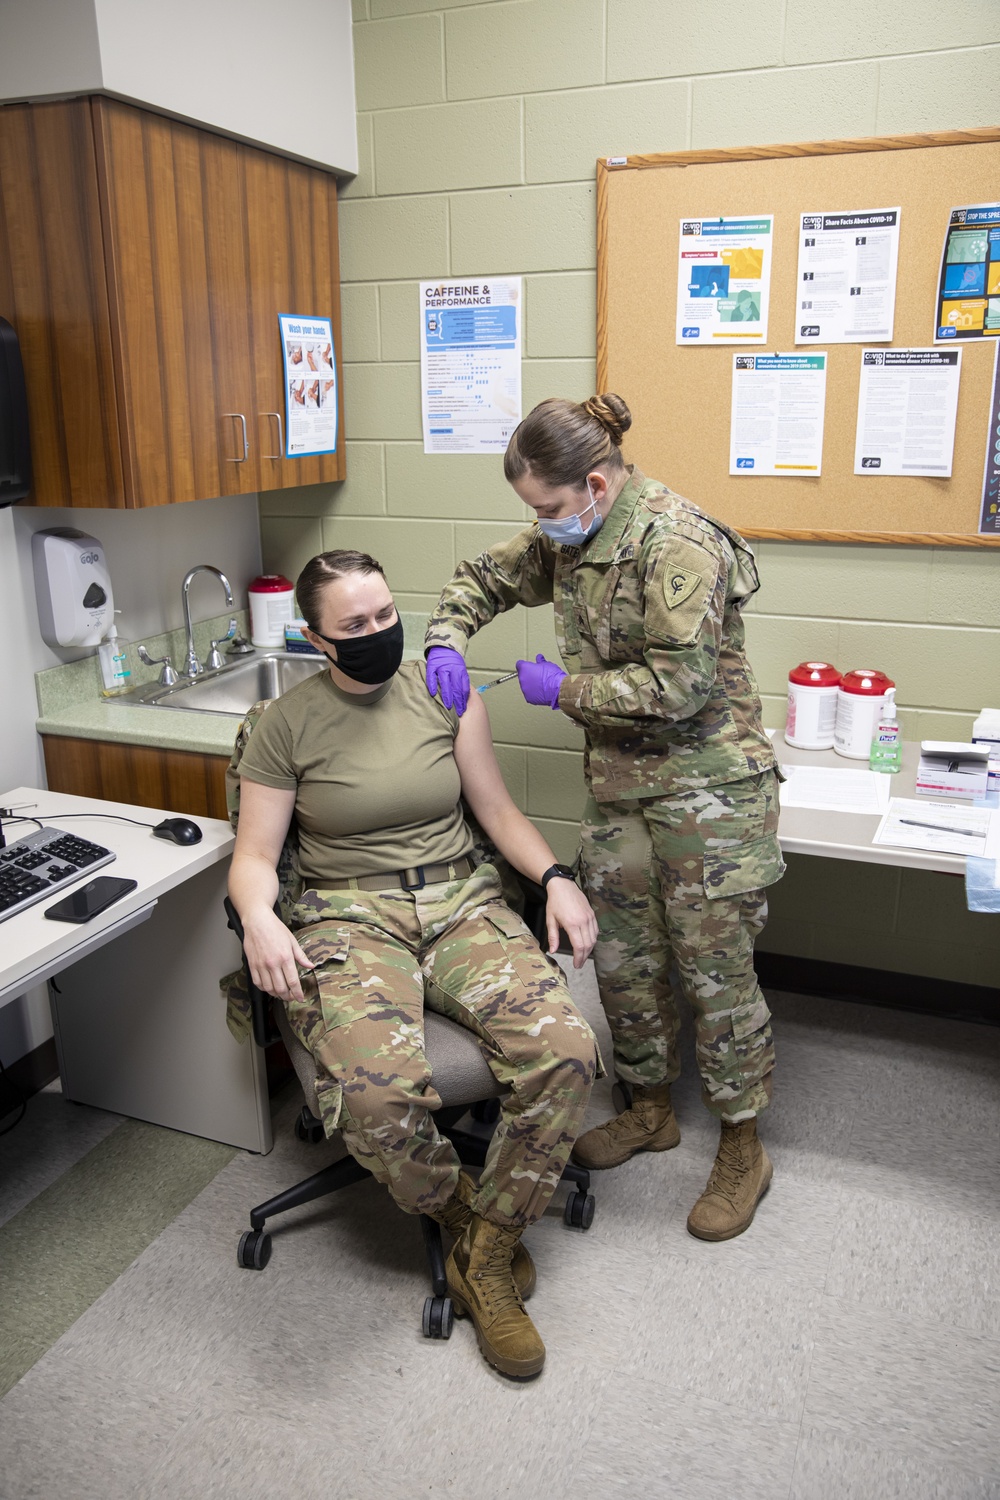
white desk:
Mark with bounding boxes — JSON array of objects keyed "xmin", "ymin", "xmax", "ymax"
[
  {"xmin": 1, "ymin": 787, "xmax": 271, "ymax": 1154},
  {"xmin": 776, "ymin": 740, "xmax": 966, "ymax": 877}
]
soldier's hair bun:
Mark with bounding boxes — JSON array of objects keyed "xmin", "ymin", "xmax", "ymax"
[{"xmin": 582, "ymin": 393, "xmax": 632, "ymax": 446}]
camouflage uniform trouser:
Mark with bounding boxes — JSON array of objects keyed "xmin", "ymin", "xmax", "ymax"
[
  {"xmin": 283, "ymin": 864, "xmax": 599, "ymax": 1229},
  {"xmin": 579, "ymin": 771, "xmax": 783, "ymax": 1124}
]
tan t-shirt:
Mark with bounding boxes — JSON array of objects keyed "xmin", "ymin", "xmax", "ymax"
[{"xmin": 238, "ymin": 659, "xmax": 473, "ymax": 881}]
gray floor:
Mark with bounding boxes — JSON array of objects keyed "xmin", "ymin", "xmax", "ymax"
[{"xmin": 1, "ymin": 967, "xmax": 999, "ymax": 1500}]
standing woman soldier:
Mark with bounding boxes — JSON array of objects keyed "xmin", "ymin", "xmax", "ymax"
[{"xmin": 424, "ymin": 394, "xmax": 784, "ymax": 1241}]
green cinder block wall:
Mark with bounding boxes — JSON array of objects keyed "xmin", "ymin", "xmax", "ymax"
[{"xmin": 262, "ymin": 0, "xmax": 1000, "ymax": 988}]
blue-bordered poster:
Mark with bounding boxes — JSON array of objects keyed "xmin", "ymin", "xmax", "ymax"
[
  {"xmin": 676, "ymin": 215, "xmax": 773, "ymax": 345},
  {"xmin": 419, "ymin": 278, "xmax": 522, "ymax": 454},
  {"xmin": 934, "ymin": 204, "xmax": 1000, "ymax": 342},
  {"xmin": 279, "ymin": 313, "xmax": 337, "ymax": 457}
]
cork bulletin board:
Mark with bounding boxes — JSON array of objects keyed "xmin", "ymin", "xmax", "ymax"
[{"xmin": 596, "ymin": 130, "xmax": 1000, "ymax": 546}]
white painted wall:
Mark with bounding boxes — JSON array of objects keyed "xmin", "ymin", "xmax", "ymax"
[
  {"xmin": 0, "ymin": 491, "xmax": 262, "ymax": 1070},
  {"xmin": 0, "ymin": 0, "xmax": 357, "ymax": 175},
  {"xmin": 0, "ymin": 0, "xmax": 104, "ymax": 99}
]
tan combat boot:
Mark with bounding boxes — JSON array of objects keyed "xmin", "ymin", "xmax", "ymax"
[
  {"xmin": 447, "ymin": 1214, "xmax": 545, "ymax": 1379},
  {"xmin": 571, "ymin": 1083, "xmax": 680, "ymax": 1170},
  {"xmin": 432, "ymin": 1170, "xmax": 536, "ymax": 1299},
  {"xmin": 686, "ymin": 1118, "xmax": 773, "ymax": 1241}
]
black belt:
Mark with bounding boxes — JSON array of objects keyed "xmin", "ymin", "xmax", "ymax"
[{"xmin": 318, "ymin": 856, "xmax": 476, "ymax": 894}]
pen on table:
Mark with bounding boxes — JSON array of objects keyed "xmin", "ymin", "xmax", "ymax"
[
  {"xmin": 898, "ymin": 818, "xmax": 984, "ymax": 838},
  {"xmin": 477, "ymin": 670, "xmax": 519, "ymax": 694}
]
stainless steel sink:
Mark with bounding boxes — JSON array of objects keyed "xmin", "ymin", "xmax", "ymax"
[{"xmin": 124, "ymin": 652, "xmax": 326, "ymax": 716}]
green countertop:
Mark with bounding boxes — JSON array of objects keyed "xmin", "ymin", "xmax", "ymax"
[{"xmin": 35, "ymin": 612, "xmax": 429, "ymax": 758}]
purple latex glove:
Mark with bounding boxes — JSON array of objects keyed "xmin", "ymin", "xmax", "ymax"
[
  {"xmin": 425, "ymin": 646, "xmax": 470, "ymax": 716},
  {"xmin": 516, "ymin": 653, "xmax": 567, "ymax": 710}
]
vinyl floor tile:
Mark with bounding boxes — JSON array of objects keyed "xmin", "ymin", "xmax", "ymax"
[
  {"xmin": 371, "ymin": 1329, "xmax": 618, "ymax": 1493},
  {"xmin": 144, "ymin": 1405, "xmax": 389, "ymax": 1500},
  {"xmin": 522, "ymin": 1220, "xmax": 657, "ymax": 1354},
  {"xmin": 804, "ymin": 1298, "xmax": 1000, "ymax": 1476},
  {"xmin": 53, "ymin": 1204, "xmax": 425, "ymax": 1444},
  {"xmin": 578, "ymin": 1384, "xmax": 800, "ymax": 1500},
  {"xmin": 854, "ymin": 1054, "xmax": 1000, "ymax": 1140},
  {"xmin": 825, "ymin": 1190, "xmax": 1000, "ymax": 1336},
  {"xmin": 0, "ymin": 1349, "xmax": 195, "ymax": 1500},
  {"xmin": 633, "ymin": 1255, "xmax": 820, "ymax": 1423},
  {"xmin": 840, "ymin": 1114, "xmax": 1000, "ymax": 1221},
  {"xmin": 0, "ymin": 1085, "xmax": 122, "ymax": 1229},
  {"xmin": 790, "ymin": 1421, "xmax": 1000, "ymax": 1500}
]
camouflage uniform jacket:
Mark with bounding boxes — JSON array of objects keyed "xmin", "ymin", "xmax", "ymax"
[{"xmin": 425, "ymin": 468, "xmax": 777, "ymax": 802}]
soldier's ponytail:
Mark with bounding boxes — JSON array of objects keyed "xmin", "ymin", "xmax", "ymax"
[{"xmin": 503, "ymin": 393, "xmax": 632, "ymax": 491}]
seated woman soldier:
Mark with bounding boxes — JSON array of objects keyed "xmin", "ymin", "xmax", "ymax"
[{"xmin": 228, "ymin": 549, "xmax": 600, "ymax": 1381}]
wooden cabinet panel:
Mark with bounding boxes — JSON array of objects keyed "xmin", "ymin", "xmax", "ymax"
[
  {"xmin": 92, "ymin": 100, "xmax": 257, "ymax": 506},
  {"xmin": 43, "ymin": 735, "xmax": 230, "ymax": 821},
  {"xmin": 0, "ymin": 101, "xmax": 126, "ymax": 508},
  {"xmin": 0, "ymin": 96, "xmax": 345, "ymax": 509},
  {"xmin": 243, "ymin": 147, "xmax": 345, "ymax": 490}
]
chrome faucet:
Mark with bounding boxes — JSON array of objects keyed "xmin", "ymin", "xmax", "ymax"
[{"xmin": 181, "ymin": 565, "xmax": 236, "ymax": 678}]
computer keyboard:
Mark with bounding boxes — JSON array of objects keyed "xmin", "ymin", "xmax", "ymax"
[{"xmin": 0, "ymin": 827, "xmax": 115, "ymax": 922}]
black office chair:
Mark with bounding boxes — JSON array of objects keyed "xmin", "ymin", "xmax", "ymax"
[{"xmin": 225, "ymin": 898, "xmax": 596, "ymax": 1339}]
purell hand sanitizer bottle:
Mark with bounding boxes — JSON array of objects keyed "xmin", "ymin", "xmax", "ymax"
[{"xmin": 869, "ymin": 686, "xmax": 901, "ymax": 773}]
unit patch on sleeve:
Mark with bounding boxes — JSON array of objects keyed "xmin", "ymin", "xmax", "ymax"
[{"xmin": 663, "ymin": 567, "xmax": 703, "ymax": 609}]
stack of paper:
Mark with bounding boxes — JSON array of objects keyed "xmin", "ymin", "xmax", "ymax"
[
  {"xmin": 779, "ymin": 765, "xmax": 892, "ymax": 816},
  {"xmin": 872, "ymin": 798, "xmax": 995, "ymax": 858}
]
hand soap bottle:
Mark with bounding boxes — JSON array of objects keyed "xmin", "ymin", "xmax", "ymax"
[
  {"xmin": 98, "ymin": 618, "xmax": 133, "ymax": 697},
  {"xmin": 869, "ymin": 686, "xmax": 901, "ymax": 773}
]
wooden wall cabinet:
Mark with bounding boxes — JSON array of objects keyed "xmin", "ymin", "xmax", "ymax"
[{"xmin": 0, "ymin": 97, "xmax": 345, "ymax": 509}]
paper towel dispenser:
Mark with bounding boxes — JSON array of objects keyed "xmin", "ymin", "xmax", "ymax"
[{"xmin": 0, "ymin": 316, "xmax": 31, "ymax": 505}]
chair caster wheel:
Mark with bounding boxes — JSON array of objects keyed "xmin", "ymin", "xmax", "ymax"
[
  {"xmin": 422, "ymin": 1295, "xmax": 454, "ymax": 1340},
  {"xmin": 564, "ymin": 1191, "xmax": 596, "ymax": 1230},
  {"xmin": 611, "ymin": 1080, "xmax": 633, "ymax": 1115},
  {"xmin": 237, "ymin": 1229, "xmax": 272, "ymax": 1269},
  {"xmin": 295, "ymin": 1107, "xmax": 324, "ymax": 1145}
]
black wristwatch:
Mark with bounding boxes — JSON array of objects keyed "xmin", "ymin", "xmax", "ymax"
[{"xmin": 540, "ymin": 863, "xmax": 577, "ymax": 890}]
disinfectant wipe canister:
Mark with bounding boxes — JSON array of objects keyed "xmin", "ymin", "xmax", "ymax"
[
  {"xmin": 248, "ymin": 574, "xmax": 295, "ymax": 648},
  {"xmin": 834, "ymin": 668, "xmax": 895, "ymax": 759},
  {"xmin": 785, "ymin": 662, "xmax": 841, "ymax": 749}
]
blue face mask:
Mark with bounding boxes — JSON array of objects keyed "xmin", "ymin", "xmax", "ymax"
[{"xmin": 537, "ymin": 483, "xmax": 604, "ymax": 547}]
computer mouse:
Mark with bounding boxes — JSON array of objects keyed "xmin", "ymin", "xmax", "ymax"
[{"xmin": 152, "ymin": 817, "xmax": 203, "ymax": 845}]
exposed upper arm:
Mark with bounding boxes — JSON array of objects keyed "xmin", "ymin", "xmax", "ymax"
[
  {"xmin": 233, "ymin": 777, "xmax": 297, "ymax": 868},
  {"xmin": 452, "ymin": 689, "xmax": 518, "ymax": 829}
]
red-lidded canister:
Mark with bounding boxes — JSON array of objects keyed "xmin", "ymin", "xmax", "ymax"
[
  {"xmin": 785, "ymin": 662, "xmax": 841, "ymax": 749},
  {"xmin": 834, "ymin": 668, "xmax": 895, "ymax": 759},
  {"xmin": 248, "ymin": 573, "xmax": 295, "ymax": 648}
]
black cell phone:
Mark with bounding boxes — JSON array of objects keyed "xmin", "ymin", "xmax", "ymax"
[{"xmin": 44, "ymin": 876, "xmax": 138, "ymax": 924}]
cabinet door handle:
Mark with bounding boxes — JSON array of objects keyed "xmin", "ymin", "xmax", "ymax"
[
  {"xmin": 224, "ymin": 413, "xmax": 249, "ymax": 462},
  {"xmin": 262, "ymin": 411, "xmax": 284, "ymax": 461}
]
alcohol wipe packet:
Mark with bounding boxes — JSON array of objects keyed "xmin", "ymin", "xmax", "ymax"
[{"xmin": 965, "ymin": 856, "xmax": 1000, "ymax": 913}]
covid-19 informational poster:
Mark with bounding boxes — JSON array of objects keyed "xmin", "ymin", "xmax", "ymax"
[
  {"xmin": 980, "ymin": 343, "xmax": 1000, "ymax": 535},
  {"xmin": 278, "ymin": 313, "xmax": 337, "ymax": 458},
  {"xmin": 794, "ymin": 209, "xmax": 900, "ymax": 344},
  {"xmin": 729, "ymin": 352, "xmax": 827, "ymax": 476},
  {"xmin": 420, "ymin": 279, "xmax": 522, "ymax": 454},
  {"xmin": 854, "ymin": 349, "xmax": 961, "ymax": 477},
  {"xmin": 676, "ymin": 215, "xmax": 773, "ymax": 345},
  {"xmin": 935, "ymin": 204, "xmax": 1000, "ymax": 342}
]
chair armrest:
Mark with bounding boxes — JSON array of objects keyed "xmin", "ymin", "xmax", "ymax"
[{"xmin": 224, "ymin": 896, "xmax": 281, "ymax": 1049}]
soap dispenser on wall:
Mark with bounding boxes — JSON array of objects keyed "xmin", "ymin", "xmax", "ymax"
[{"xmin": 32, "ymin": 528, "xmax": 114, "ymax": 648}]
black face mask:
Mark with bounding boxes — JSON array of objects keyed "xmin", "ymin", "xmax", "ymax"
[{"xmin": 315, "ymin": 616, "xmax": 405, "ymax": 685}]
